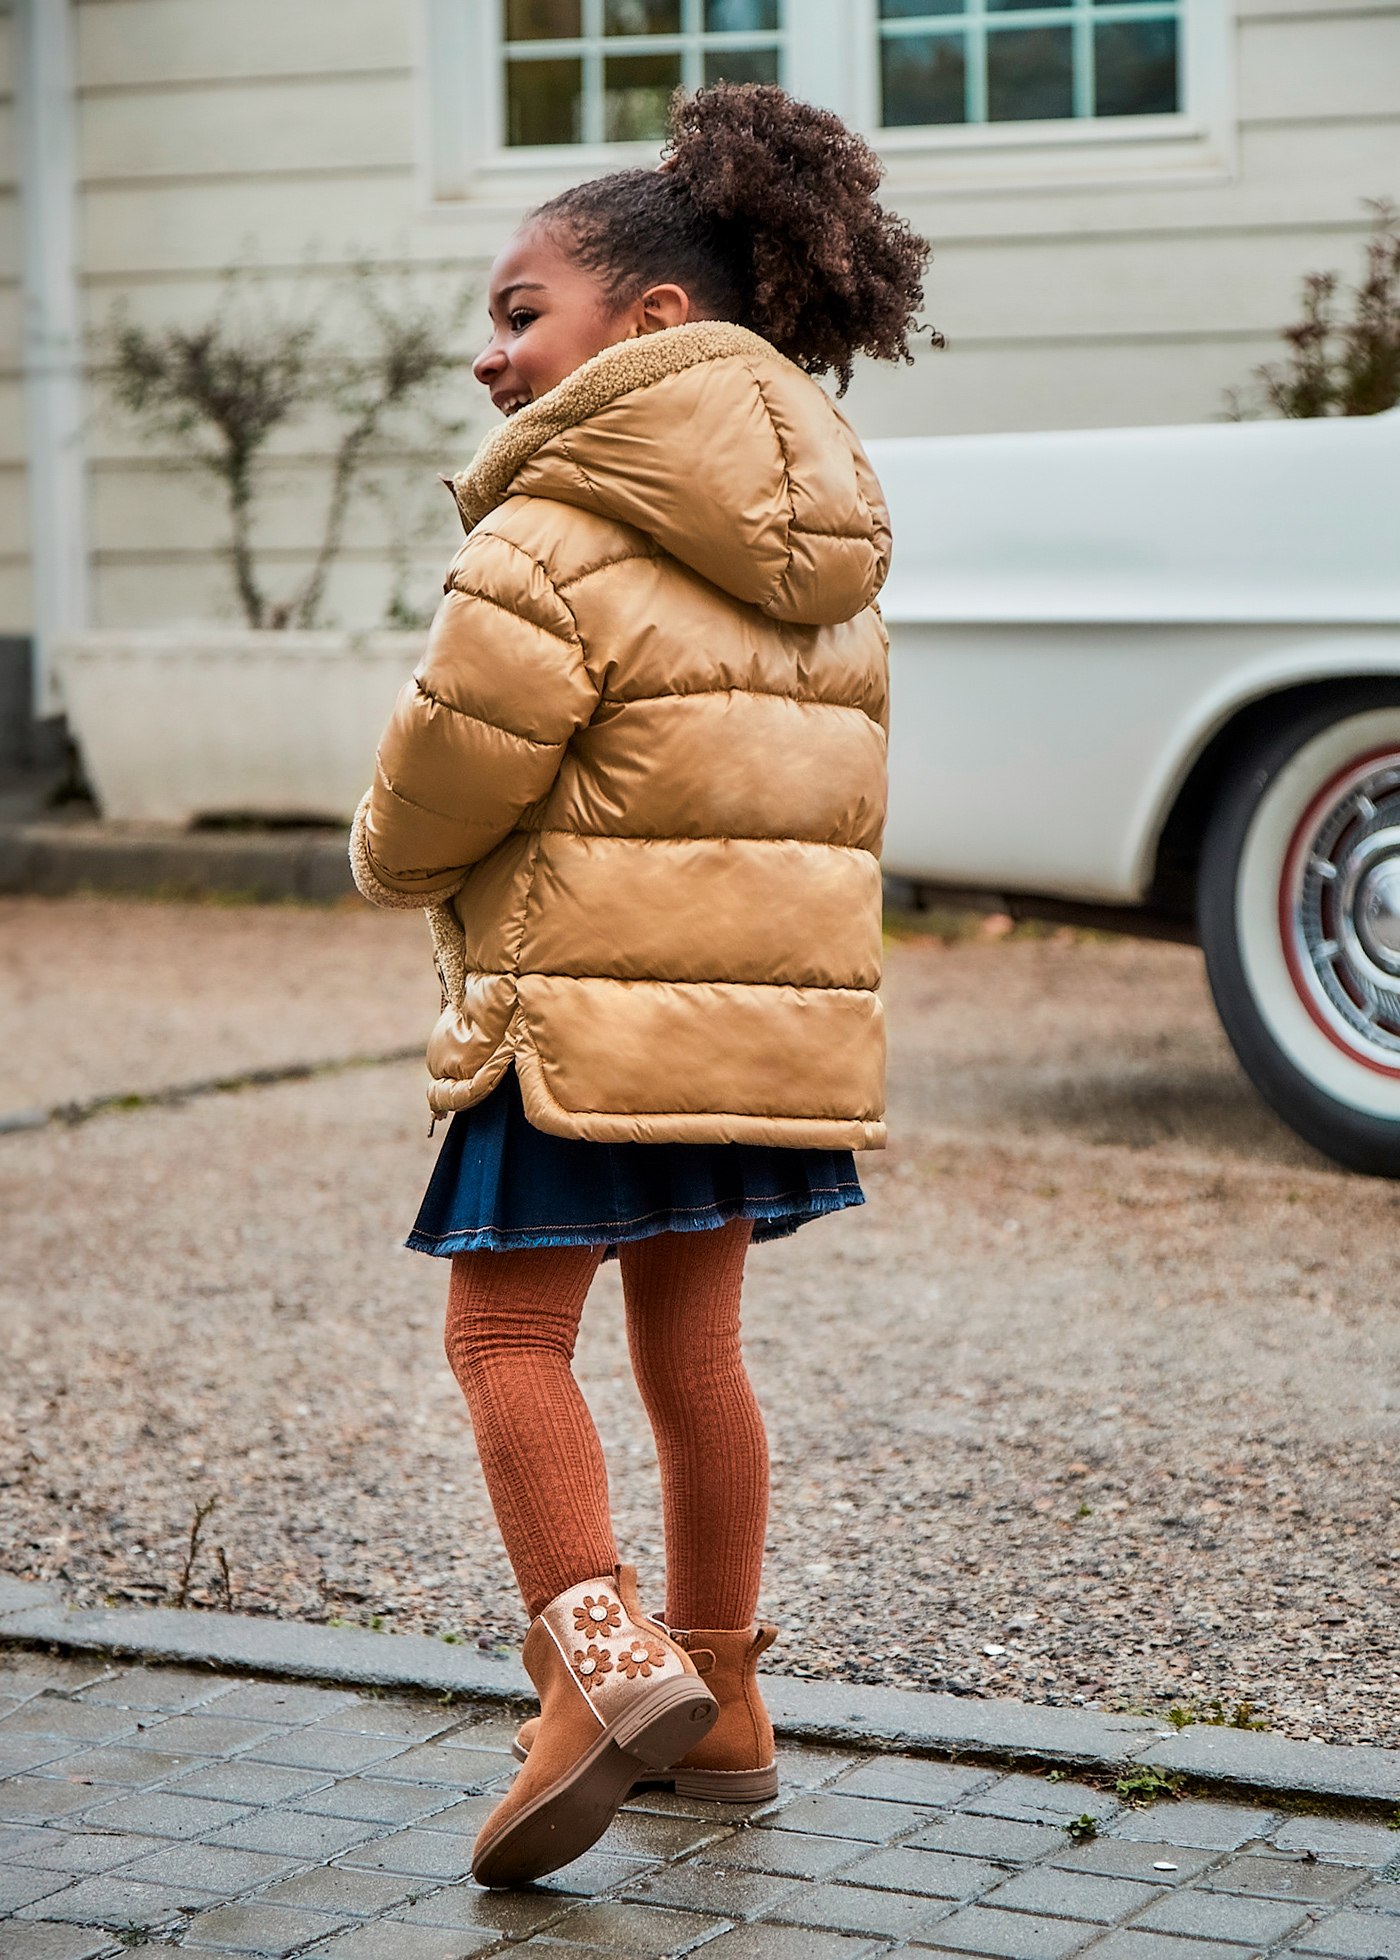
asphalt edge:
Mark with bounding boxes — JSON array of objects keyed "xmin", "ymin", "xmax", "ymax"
[{"xmin": 3, "ymin": 1581, "xmax": 1398, "ymax": 1813}]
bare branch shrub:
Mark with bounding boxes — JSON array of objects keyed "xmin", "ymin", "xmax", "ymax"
[
  {"xmin": 1227, "ymin": 200, "xmax": 1400, "ymax": 420},
  {"xmin": 101, "ymin": 266, "xmax": 473, "ymax": 628}
]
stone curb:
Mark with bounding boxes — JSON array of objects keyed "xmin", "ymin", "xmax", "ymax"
[
  {"xmin": 4, "ymin": 1578, "xmax": 1398, "ymax": 1806},
  {"xmin": 0, "ymin": 817, "xmax": 354, "ymax": 901}
]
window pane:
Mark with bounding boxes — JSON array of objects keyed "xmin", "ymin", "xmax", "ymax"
[
  {"xmin": 1095, "ymin": 17, "xmax": 1178, "ymax": 114},
  {"xmin": 986, "ymin": 0, "xmax": 1061, "ymax": 10},
  {"xmin": 881, "ymin": 31, "xmax": 966, "ymax": 123},
  {"xmin": 506, "ymin": 56, "xmax": 583, "ymax": 143},
  {"xmin": 881, "ymin": 0, "xmax": 964, "ymax": 16},
  {"xmin": 603, "ymin": 51, "xmax": 681, "ymax": 138},
  {"xmin": 604, "ymin": 0, "xmax": 681, "ymax": 32},
  {"xmin": 703, "ymin": 45, "xmax": 780, "ymax": 84},
  {"xmin": 706, "ymin": 0, "xmax": 780, "ymax": 26},
  {"xmin": 987, "ymin": 24, "xmax": 1073, "ymax": 119},
  {"xmin": 505, "ymin": 0, "xmax": 581, "ymax": 39}
]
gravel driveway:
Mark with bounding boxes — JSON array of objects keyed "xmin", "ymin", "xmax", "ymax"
[{"xmin": 2, "ymin": 896, "xmax": 1396, "ymax": 1750}]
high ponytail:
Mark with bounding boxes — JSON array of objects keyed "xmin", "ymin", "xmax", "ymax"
[{"xmin": 532, "ymin": 83, "xmax": 933, "ymax": 395}]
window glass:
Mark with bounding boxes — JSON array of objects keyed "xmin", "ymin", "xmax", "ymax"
[
  {"xmin": 506, "ymin": 57, "xmax": 584, "ymax": 143},
  {"xmin": 878, "ymin": 1, "xmax": 1181, "ymax": 126},
  {"xmin": 704, "ymin": 45, "xmax": 781, "ymax": 83},
  {"xmin": 506, "ymin": 0, "xmax": 581, "ymax": 36},
  {"xmin": 706, "ymin": 0, "xmax": 780, "ymax": 26},
  {"xmin": 881, "ymin": 32, "xmax": 966, "ymax": 124},
  {"xmin": 987, "ymin": 23, "xmax": 1073, "ymax": 119},
  {"xmin": 604, "ymin": 0, "xmax": 682, "ymax": 32},
  {"xmin": 1094, "ymin": 17, "xmax": 1178, "ymax": 115},
  {"xmin": 604, "ymin": 50, "xmax": 683, "ymax": 137}
]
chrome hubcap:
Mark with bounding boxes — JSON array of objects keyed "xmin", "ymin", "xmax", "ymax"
[{"xmin": 1290, "ymin": 754, "xmax": 1400, "ymax": 1062}]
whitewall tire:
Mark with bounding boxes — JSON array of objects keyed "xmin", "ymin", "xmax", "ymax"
[{"xmin": 1198, "ymin": 689, "xmax": 1400, "ymax": 1175}]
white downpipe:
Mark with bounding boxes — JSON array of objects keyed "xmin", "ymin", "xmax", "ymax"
[{"xmin": 16, "ymin": 0, "xmax": 89, "ymax": 718}]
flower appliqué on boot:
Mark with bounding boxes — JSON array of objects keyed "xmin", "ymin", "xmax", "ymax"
[
  {"xmin": 573, "ymin": 1594, "xmax": 622, "ymax": 1636},
  {"xmin": 571, "ymin": 1644, "xmax": 614, "ymax": 1691},
  {"xmin": 616, "ymin": 1637, "xmax": 667, "ymax": 1680}
]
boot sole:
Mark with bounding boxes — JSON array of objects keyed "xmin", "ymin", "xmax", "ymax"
[
  {"xmin": 473, "ymin": 1676, "xmax": 717, "ymax": 1889},
  {"xmin": 511, "ymin": 1736, "xmax": 778, "ymax": 1803}
]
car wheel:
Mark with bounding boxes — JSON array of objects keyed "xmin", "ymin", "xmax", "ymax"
[{"xmin": 1198, "ymin": 687, "xmax": 1400, "ymax": 1175}]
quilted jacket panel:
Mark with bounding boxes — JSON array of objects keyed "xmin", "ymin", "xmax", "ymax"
[{"xmin": 353, "ymin": 322, "xmax": 890, "ymax": 1148}]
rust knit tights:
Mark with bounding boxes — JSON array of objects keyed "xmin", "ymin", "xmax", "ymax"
[{"xmin": 443, "ymin": 1220, "xmax": 768, "ymax": 1626}]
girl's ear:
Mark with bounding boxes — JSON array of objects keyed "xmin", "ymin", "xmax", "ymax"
[{"xmin": 636, "ymin": 283, "xmax": 693, "ymax": 333}]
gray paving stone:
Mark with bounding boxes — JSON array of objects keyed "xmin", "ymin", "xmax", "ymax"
[
  {"xmin": 77, "ymin": 1666, "xmax": 234, "ymax": 1712},
  {"xmin": 0, "ymin": 1777, "xmax": 101, "ymax": 1823},
  {"xmin": 1203, "ymin": 1851, "xmax": 1369, "ymax": 1903},
  {"xmin": 1352, "ymin": 1882, "xmax": 1400, "ymax": 1915},
  {"xmin": 78, "ymin": 1789, "xmax": 251, "ymax": 1839},
  {"xmin": 1132, "ymin": 1885, "xmax": 1310, "ymax": 1945},
  {"xmin": 208, "ymin": 1682, "xmax": 360, "ymax": 1724},
  {"xmin": 12, "ymin": 1829, "xmax": 166, "ymax": 1873},
  {"xmin": 1073, "ymin": 1935, "xmax": 1256, "ymax": 1960},
  {"xmin": 242, "ymin": 1727, "xmax": 413, "ymax": 1774},
  {"xmin": 527, "ymin": 1848, "xmax": 658, "ymax": 1897},
  {"xmin": 0, "ymin": 1736, "xmax": 81, "ymax": 1773},
  {"xmin": 1272, "ymin": 1818, "xmax": 1400, "ymax": 1867},
  {"xmin": 910, "ymin": 1903, "xmax": 1098, "ymax": 1957},
  {"xmin": 315, "ymin": 1703, "xmax": 463, "ymax": 1742},
  {"xmin": 125, "ymin": 1711, "xmax": 278, "ymax": 1756},
  {"xmin": 336, "ymin": 1824, "xmax": 473, "ymax": 1878},
  {"xmin": 1285, "ymin": 1909, "xmax": 1400, "ymax": 1957},
  {"xmin": 966, "ymin": 1773, "xmax": 1122, "ymax": 1825},
  {"xmin": 831, "ymin": 1758, "xmax": 995, "ymax": 1808},
  {"xmin": 118, "ymin": 1839, "xmax": 301, "ymax": 1894},
  {"xmin": 15, "ymin": 1870, "xmax": 194, "ymax": 1928},
  {"xmin": 772, "ymin": 1746, "xmax": 865, "ymax": 1789},
  {"xmin": 1139, "ymin": 1729, "xmax": 1400, "ymax": 1806},
  {"xmin": 766, "ymin": 1790, "xmax": 933, "ymax": 1842},
  {"xmin": 0, "ymin": 1864, "xmax": 77, "ymax": 1911},
  {"xmin": 405, "ymin": 1794, "xmax": 497, "ymax": 1836},
  {"xmin": 597, "ymin": 1809, "xmax": 724, "ymax": 1860},
  {"xmin": 42, "ymin": 1742, "xmax": 207, "ymax": 1786},
  {"xmin": 0, "ymin": 1924, "xmax": 121, "ymax": 1960},
  {"xmin": 292, "ymin": 1775, "xmax": 457, "ymax": 1825},
  {"xmin": 769, "ymin": 1877, "xmax": 942, "ymax": 1938},
  {"xmin": 309, "ymin": 1925, "xmax": 498, "ymax": 1958},
  {"xmin": 366, "ymin": 1740, "xmax": 496, "ymax": 1784},
  {"xmin": 699, "ymin": 1827, "xmax": 870, "ymax": 1878},
  {"xmin": 395, "ymin": 1878, "xmax": 566, "ymax": 1934},
  {"xmin": 1051, "ymin": 1839, "xmax": 1217, "ymax": 1886},
  {"xmin": 165, "ymin": 1759, "xmax": 335, "ymax": 1805},
  {"xmin": 204, "ymin": 1808, "xmax": 382, "ymax": 1860},
  {"xmin": 1109, "ymin": 1800, "xmax": 1277, "ymax": 1851},
  {"xmin": 257, "ymin": 1862, "xmax": 420, "ymax": 1915},
  {"xmin": 181, "ymin": 1899, "xmax": 354, "ymax": 1954},
  {"xmin": 623, "ymin": 1860, "xmax": 801, "ymax": 1918},
  {"xmin": 0, "ymin": 1699, "xmax": 139, "ymax": 1743},
  {"xmin": 544, "ymin": 1898, "xmax": 730, "ymax": 1952},
  {"xmin": 981, "ymin": 1866, "xmax": 1162, "ymax": 1924},
  {"xmin": 640, "ymin": 1923, "xmax": 879, "ymax": 1958},
  {"xmin": 842, "ymin": 1847, "xmax": 1007, "ymax": 1901},
  {"xmin": 909, "ymin": 1813, "xmax": 1067, "ymax": 1863}
]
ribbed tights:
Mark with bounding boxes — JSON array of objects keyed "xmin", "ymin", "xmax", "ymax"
[{"xmin": 443, "ymin": 1220, "xmax": 768, "ymax": 1625}]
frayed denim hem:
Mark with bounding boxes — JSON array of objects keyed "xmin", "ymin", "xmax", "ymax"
[{"xmin": 405, "ymin": 1184, "xmax": 864, "ymax": 1260}]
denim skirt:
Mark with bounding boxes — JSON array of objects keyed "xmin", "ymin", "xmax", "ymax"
[{"xmin": 407, "ymin": 1065, "xmax": 863, "ymax": 1259}]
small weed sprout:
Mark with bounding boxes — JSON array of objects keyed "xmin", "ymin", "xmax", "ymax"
[
  {"xmin": 1066, "ymin": 1813, "xmax": 1100, "ymax": 1842},
  {"xmin": 1115, "ymin": 1764, "xmax": 1185, "ymax": 1808},
  {"xmin": 1166, "ymin": 1699, "xmax": 1267, "ymax": 1732}
]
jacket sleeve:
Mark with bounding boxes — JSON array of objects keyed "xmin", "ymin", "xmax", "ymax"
[{"xmin": 352, "ymin": 528, "xmax": 597, "ymax": 903}]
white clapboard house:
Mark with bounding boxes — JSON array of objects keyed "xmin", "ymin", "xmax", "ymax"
[{"xmin": 6, "ymin": 0, "xmax": 1398, "ymax": 734}]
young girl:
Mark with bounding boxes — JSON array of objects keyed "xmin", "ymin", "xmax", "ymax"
[{"xmin": 351, "ymin": 82, "xmax": 927, "ymax": 1889}]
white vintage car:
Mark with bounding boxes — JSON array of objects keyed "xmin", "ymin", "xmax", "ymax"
[{"xmin": 871, "ymin": 408, "xmax": 1400, "ymax": 1176}]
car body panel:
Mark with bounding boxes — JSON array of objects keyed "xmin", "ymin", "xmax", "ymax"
[{"xmin": 869, "ymin": 412, "xmax": 1400, "ymax": 902}]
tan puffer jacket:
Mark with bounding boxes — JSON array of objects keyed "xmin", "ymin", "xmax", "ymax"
[{"xmin": 351, "ymin": 321, "xmax": 890, "ymax": 1149}]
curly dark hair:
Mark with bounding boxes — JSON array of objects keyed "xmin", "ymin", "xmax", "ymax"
[{"xmin": 532, "ymin": 83, "xmax": 934, "ymax": 395}]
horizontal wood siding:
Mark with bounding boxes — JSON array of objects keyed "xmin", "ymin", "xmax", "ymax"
[{"xmin": 3, "ymin": 0, "xmax": 1392, "ymax": 633}]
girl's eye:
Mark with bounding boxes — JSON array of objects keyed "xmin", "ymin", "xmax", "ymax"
[{"xmin": 508, "ymin": 309, "xmax": 537, "ymax": 332}]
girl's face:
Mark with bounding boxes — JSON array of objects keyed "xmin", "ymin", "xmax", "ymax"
[{"xmin": 473, "ymin": 223, "xmax": 693, "ymax": 418}]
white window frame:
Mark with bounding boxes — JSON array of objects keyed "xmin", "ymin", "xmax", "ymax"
[{"xmin": 419, "ymin": 0, "xmax": 1233, "ymax": 206}]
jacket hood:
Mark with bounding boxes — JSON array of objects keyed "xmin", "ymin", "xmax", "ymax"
[{"xmin": 449, "ymin": 322, "xmax": 890, "ymax": 628}]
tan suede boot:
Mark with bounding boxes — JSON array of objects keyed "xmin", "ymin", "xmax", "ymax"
[
  {"xmin": 471, "ymin": 1566, "xmax": 717, "ymax": 1889},
  {"xmin": 513, "ymin": 1622, "xmax": 778, "ymax": 1803}
]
